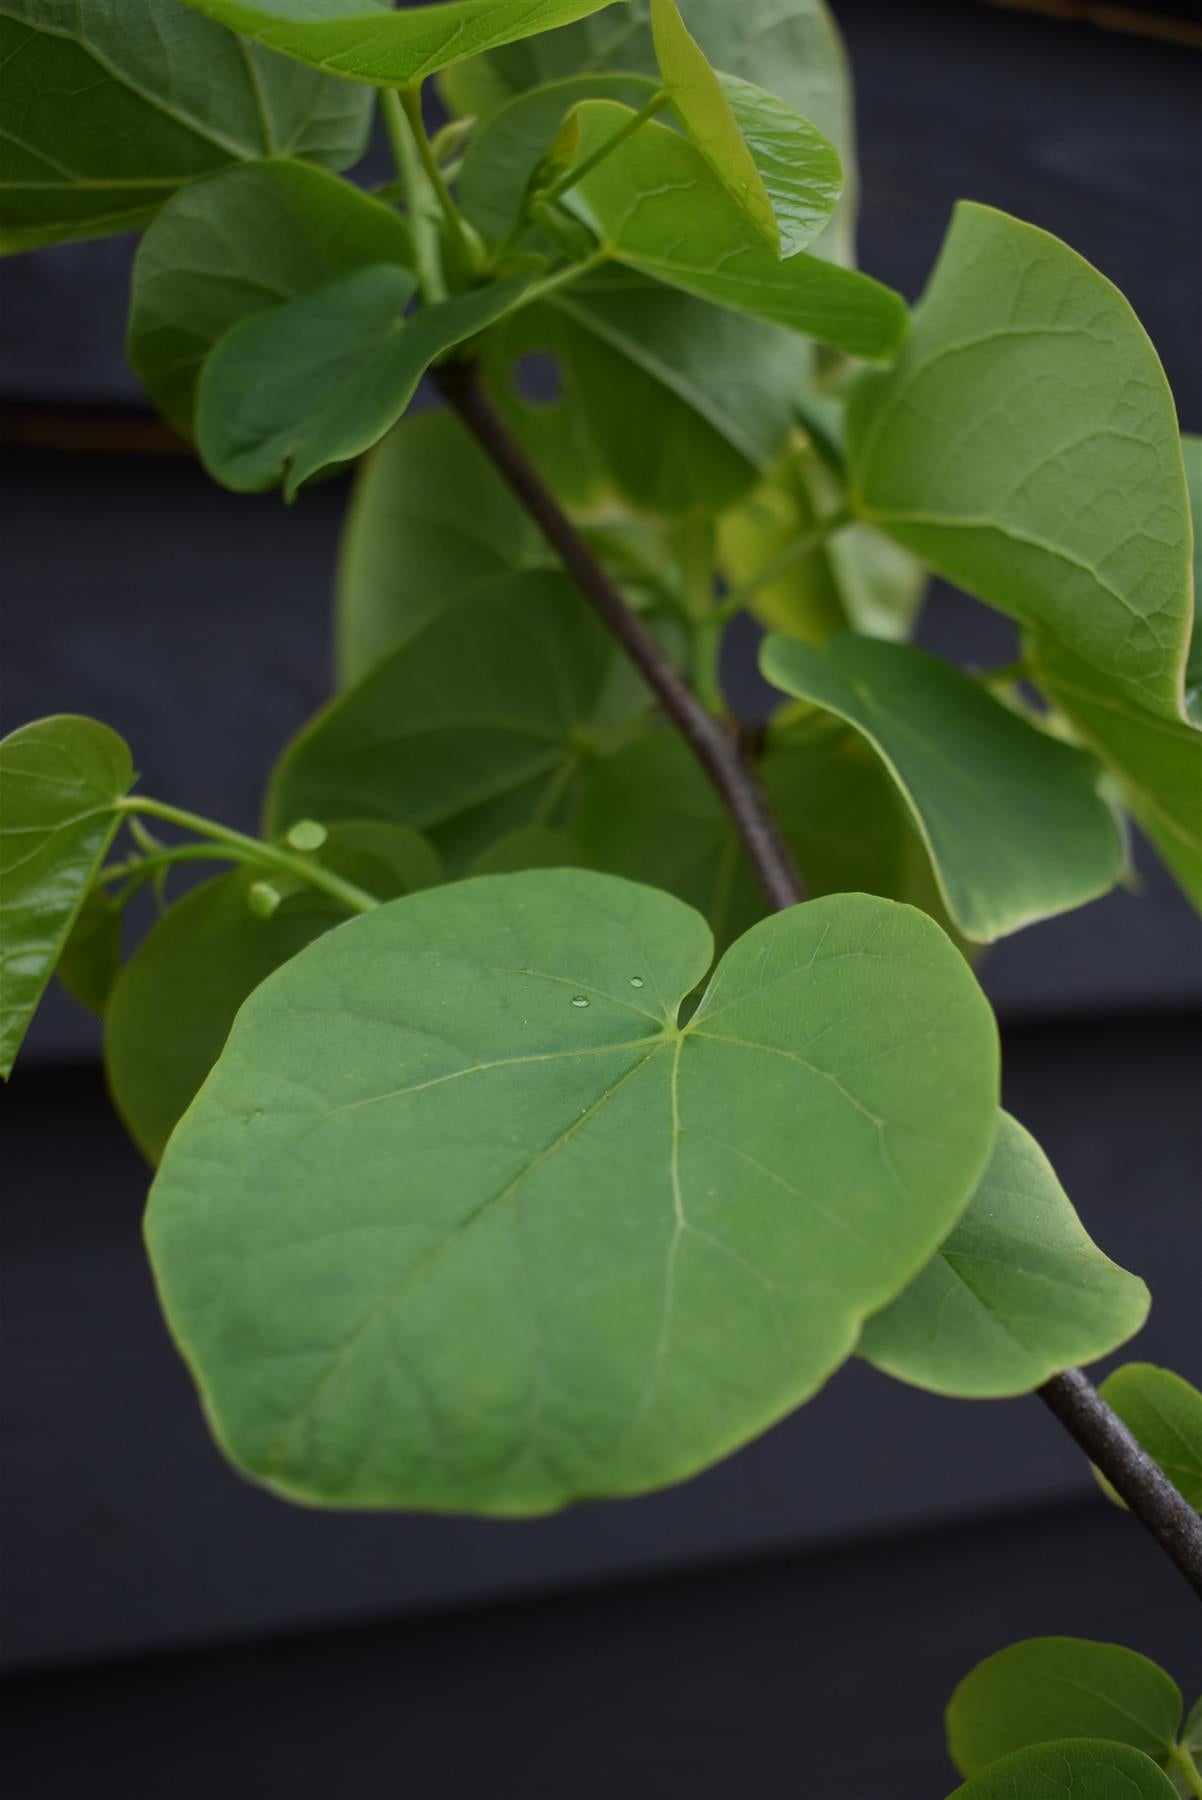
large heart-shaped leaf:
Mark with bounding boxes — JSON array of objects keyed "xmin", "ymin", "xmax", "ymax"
[
  {"xmin": 268, "ymin": 573, "xmax": 644, "ymax": 868},
  {"xmin": 761, "ymin": 635, "xmax": 1125, "ymax": 941},
  {"xmin": 947, "ymin": 1742, "xmax": 1178, "ymax": 1800},
  {"xmin": 179, "ymin": 0, "xmax": 624, "ymax": 83},
  {"xmin": 197, "ymin": 266, "xmax": 533, "ymax": 496},
  {"xmin": 0, "ymin": 0, "xmax": 371, "ymax": 252},
  {"xmin": 859, "ymin": 1113, "xmax": 1148, "ymax": 1397},
  {"xmin": 947, "ymin": 1639, "xmax": 1187, "ymax": 1783},
  {"xmin": 145, "ymin": 873, "xmax": 999, "ymax": 1511},
  {"xmin": 0, "ymin": 716, "xmax": 135, "ymax": 1077},
  {"xmin": 128, "ymin": 159, "xmax": 411, "ymax": 434},
  {"xmin": 562, "ymin": 102, "xmax": 904, "ymax": 359},
  {"xmin": 106, "ymin": 823, "xmax": 438, "ymax": 1162},
  {"xmin": 1032, "ymin": 636, "xmax": 1202, "ymax": 911},
  {"xmin": 1095, "ymin": 1364, "xmax": 1202, "ymax": 1512},
  {"xmin": 847, "ymin": 202, "xmax": 1194, "ymax": 721},
  {"xmin": 336, "ymin": 408, "xmax": 553, "ymax": 686}
]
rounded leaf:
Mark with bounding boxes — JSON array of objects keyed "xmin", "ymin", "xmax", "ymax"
[{"xmin": 947, "ymin": 1740, "xmax": 1178, "ymax": 1800}]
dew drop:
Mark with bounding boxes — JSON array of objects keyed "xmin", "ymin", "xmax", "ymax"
[
  {"xmin": 571, "ymin": 994, "xmax": 590, "ymax": 1008},
  {"xmin": 629, "ymin": 976, "xmax": 645, "ymax": 989}
]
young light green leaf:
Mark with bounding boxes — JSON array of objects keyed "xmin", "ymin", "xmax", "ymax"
[
  {"xmin": 719, "ymin": 443, "xmax": 926, "ymax": 643},
  {"xmin": 58, "ymin": 885, "xmax": 123, "ymax": 1017},
  {"xmin": 760, "ymin": 635, "xmax": 1124, "ymax": 941},
  {"xmin": 859, "ymin": 1113, "xmax": 1149, "ymax": 1397},
  {"xmin": 197, "ymin": 267, "xmax": 532, "ymax": 496},
  {"xmin": 947, "ymin": 1638, "xmax": 1184, "ymax": 1778},
  {"xmin": 847, "ymin": 202, "xmax": 1193, "ymax": 721},
  {"xmin": 128, "ymin": 159, "xmax": 412, "ymax": 434},
  {"xmin": 0, "ymin": 0, "xmax": 371, "ymax": 252},
  {"xmin": 1095, "ymin": 1364, "xmax": 1202, "ymax": 1512},
  {"xmin": 1181, "ymin": 434, "xmax": 1200, "ymax": 723},
  {"xmin": 269, "ymin": 573, "xmax": 642, "ymax": 869},
  {"xmin": 336, "ymin": 408, "xmax": 553, "ymax": 687},
  {"xmin": 106, "ymin": 823, "xmax": 436, "ymax": 1163},
  {"xmin": 145, "ymin": 874, "xmax": 999, "ymax": 1512},
  {"xmin": 562, "ymin": 102, "xmax": 904, "ymax": 358},
  {"xmin": 0, "ymin": 716, "xmax": 134, "ymax": 1077},
  {"xmin": 947, "ymin": 1741, "xmax": 1179, "ymax": 1800},
  {"xmin": 178, "ymin": 0, "xmax": 625, "ymax": 84},
  {"xmin": 1032, "ymin": 636, "xmax": 1202, "ymax": 911}
]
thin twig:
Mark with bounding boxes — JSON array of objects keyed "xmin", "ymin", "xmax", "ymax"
[{"xmin": 433, "ymin": 355, "xmax": 1202, "ymax": 1602}]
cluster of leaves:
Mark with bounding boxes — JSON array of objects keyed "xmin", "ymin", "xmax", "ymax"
[
  {"xmin": 943, "ymin": 1637, "xmax": 1201, "ymax": 1798},
  {"xmin": 2, "ymin": 0, "xmax": 1199, "ymax": 1533}
]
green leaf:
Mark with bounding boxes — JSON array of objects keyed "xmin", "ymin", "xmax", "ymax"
[
  {"xmin": 0, "ymin": 716, "xmax": 135, "ymax": 1078},
  {"xmin": 469, "ymin": 825, "xmax": 590, "ymax": 873},
  {"xmin": 128, "ymin": 159, "xmax": 411, "ymax": 435},
  {"xmin": 947, "ymin": 1741, "xmax": 1179, "ymax": 1800},
  {"xmin": 105, "ymin": 822, "xmax": 436, "ymax": 1163},
  {"xmin": 947, "ymin": 1639, "xmax": 1184, "ymax": 1778},
  {"xmin": 1095, "ymin": 1364, "xmax": 1202, "ymax": 1512},
  {"xmin": 1032, "ymin": 636, "xmax": 1202, "ymax": 911},
  {"xmin": 719, "ymin": 444, "xmax": 926, "ymax": 642},
  {"xmin": 178, "ymin": 0, "xmax": 626, "ymax": 84},
  {"xmin": 145, "ymin": 873, "xmax": 999, "ymax": 1512},
  {"xmin": 268, "ymin": 573, "xmax": 643, "ymax": 869},
  {"xmin": 847, "ymin": 202, "xmax": 1193, "ymax": 722},
  {"xmin": 760, "ymin": 635, "xmax": 1124, "ymax": 941},
  {"xmin": 562, "ymin": 101, "xmax": 904, "ymax": 359},
  {"xmin": 0, "ymin": 0, "xmax": 371, "ymax": 252},
  {"xmin": 336, "ymin": 408, "xmax": 553, "ymax": 687},
  {"xmin": 196, "ymin": 267, "xmax": 532, "ymax": 496},
  {"xmin": 1181, "ymin": 434, "xmax": 1200, "ymax": 723},
  {"xmin": 57, "ymin": 885, "xmax": 123, "ymax": 1017},
  {"xmin": 859, "ymin": 1112, "xmax": 1149, "ymax": 1397}
]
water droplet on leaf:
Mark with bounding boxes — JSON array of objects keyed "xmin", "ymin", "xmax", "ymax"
[
  {"xmin": 629, "ymin": 976, "xmax": 645, "ymax": 989},
  {"xmin": 571, "ymin": 995, "xmax": 589, "ymax": 1008}
]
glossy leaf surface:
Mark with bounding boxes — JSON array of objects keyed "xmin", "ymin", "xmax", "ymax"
[
  {"xmin": 1096, "ymin": 1364, "xmax": 1202, "ymax": 1511},
  {"xmin": 0, "ymin": 0, "xmax": 371, "ymax": 251},
  {"xmin": 197, "ymin": 267, "xmax": 531, "ymax": 495},
  {"xmin": 563, "ymin": 102, "xmax": 904, "ymax": 358},
  {"xmin": 0, "ymin": 716, "xmax": 134, "ymax": 1077},
  {"xmin": 336, "ymin": 409, "xmax": 551, "ymax": 686},
  {"xmin": 761, "ymin": 635, "xmax": 1124, "ymax": 941},
  {"xmin": 848, "ymin": 203, "xmax": 1193, "ymax": 720},
  {"xmin": 129, "ymin": 159, "xmax": 411, "ymax": 433},
  {"xmin": 947, "ymin": 1742, "xmax": 1178, "ymax": 1800},
  {"xmin": 1033, "ymin": 637, "xmax": 1202, "ymax": 911},
  {"xmin": 947, "ymin": 1639, "xmax": 1184, "ymax": 1778},
  {"xmin": 859, "ymin": 1113, "xmax": 1148, "ymax": 1397},
  {"xmin": 106, "ymin": 823, "xmax": 437, "ymax": 1162},
  {"xmin": 146, "ymin": 874, "xmax": 999, "ymax": 1511},
  {"xmin": 179, "ymin": 0, "xmax": 623, "ymax": 83},
  {"xmin": 270, "ymin": 573, "xmax": 641, "ymax": 869}
]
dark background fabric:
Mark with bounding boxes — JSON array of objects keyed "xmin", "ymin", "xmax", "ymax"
[{"xmin": 2, "ymin": 3, "xmax": 1200, "ymax": 1795}]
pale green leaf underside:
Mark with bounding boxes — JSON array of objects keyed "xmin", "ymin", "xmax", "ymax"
[
  {"xmin": 947, "ymin": 1637, "xmax": 1183, "ymax": 1777},
  {"xmin": 145, "ymin": 873, "xmax": 998, "ymax": 1513},
  {"xmin": 197, "ymin": 266, "xmax": 531, "ymax": 496},
  {"xmin": 859, "ymin": 1112, "xmax": 1148, "ymax": 1397},
  {"xmin": 760, "ymin": 634, "xmax": 1124, "ymax": 941},
  {"xmin": 1032, "ymin": 636, "xmax": 1202, "ymax": 912},
  {"xmin": 947, "ymin": 1741, "xmax": 1178, "ymax": 1800},
  {"xmin": 179, "ymin": 0, "xmax": 623, "ymax": 84},
  {"xmin": 1096, "ymin": 1363, "xmax": 1202, "ymax": 1512},
  {"xmin": 335, "ymin": 408, "xmax": 553, "ymax": 687},
  {"xmin": 128, "ymin": 158, "xmax": 411, "ymax": 434},
  {"xmin": 269, "ymin": 572, "xmax": 640, "ymax": 870},
  {"xmin": 0, "ymin": 715, "xmax": 134, "ymax": 1077},
  {"xmin": 563, "ymin": 102, "xmax": 904, "ymax": 359},
  {"xmin": 0, "ymin": 0, "xmax": 371, "ymax": 251},
  {"xmin": 847, "ymin": 202, "xmax": 1193, "ymax": 722}
]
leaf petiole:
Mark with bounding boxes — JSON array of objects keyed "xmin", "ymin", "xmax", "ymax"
[
  {"xmin": 537, "ymin": 88, "xmax": 671, "ymax": 210},
  {"xmin": 398, "ymin": 84, "xmax": 478, "ymax": 274},
  {"xmin": 116, "ymin": 798, "xmax": 379, "ymax": 916},
  {"xmin": 716, "ymin": 505, "xmax": 853, "ymax": 621},
  {"xmin": 1169, "ymin": 1743, "xmax": 1202, "ymax": 1798},
  {"xmin": 381, "ymin": 88, "xmax": 446, "ymax": 302}
]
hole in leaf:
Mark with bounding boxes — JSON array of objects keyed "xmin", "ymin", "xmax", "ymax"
[{"xmin": 512, "ymin": 351, "xmax": 562, "ymax": 409}]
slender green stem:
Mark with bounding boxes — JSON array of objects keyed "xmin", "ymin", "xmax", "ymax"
[
  {"xmin": 399, "ymin": 84, "xmax": 474, "ymax": 270},
  {"xmin": 538, "ymin": 88, "xmax": 670, "ymax": 207},
  {"xmin": 381, "ymin": 88, "xmax": 444, "ymax": 302},
  {"xmin": 98, "ymin": 844, "xmax": 249, "ymax": 885},
  {"xmin": 717, "ymin": 506, "xmax": 854, "ymax": 623},
  {"xmin": 117, "ymin": 798, "xmax": 379, "ymax": 915},
  {"xmin": 1169, "ymin": 1745, "xmax": 1202, "ymax": 1798},
  {"xmin": 677, "ymin": 515, "xmax": 724, "ymax": 714}
]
